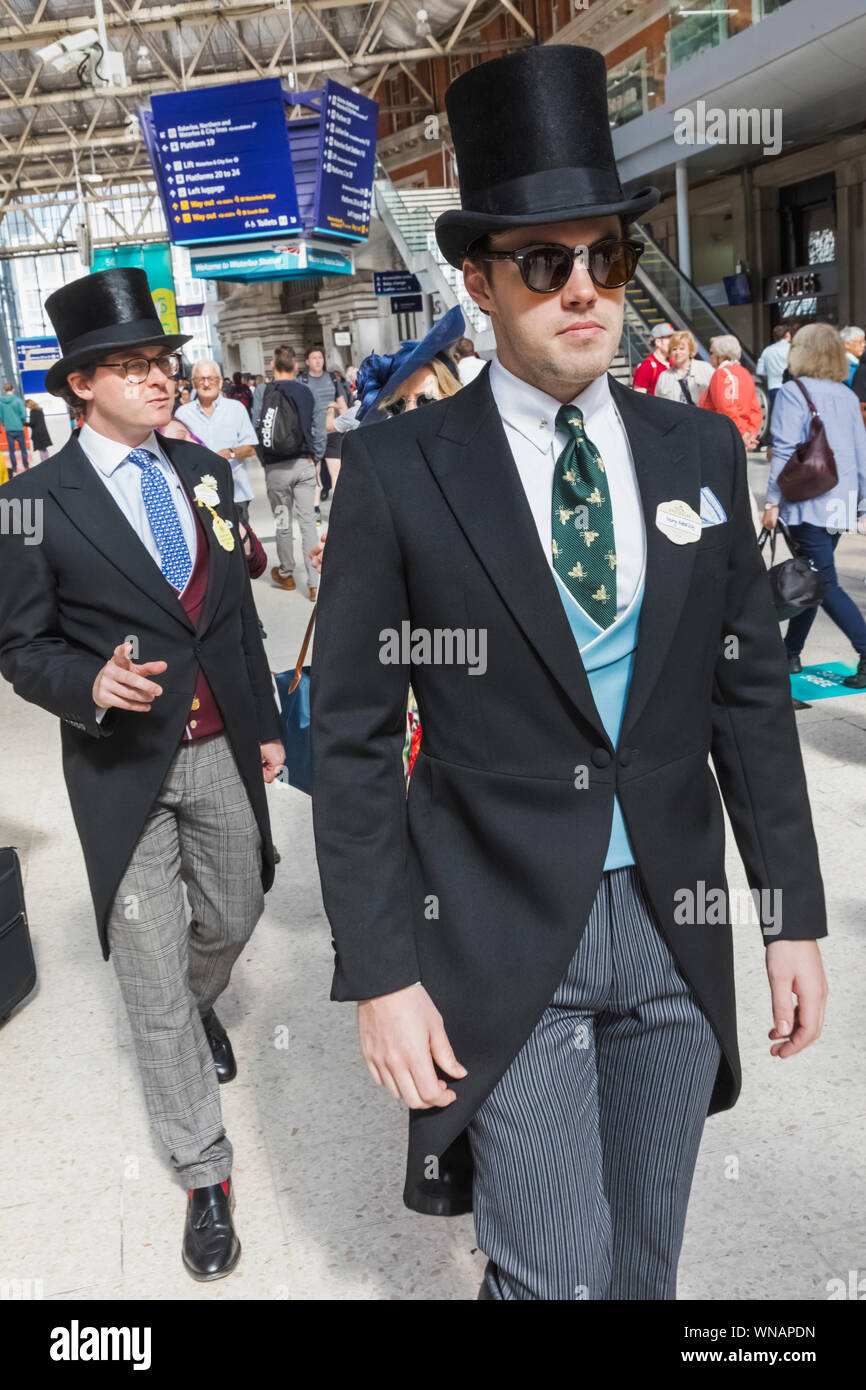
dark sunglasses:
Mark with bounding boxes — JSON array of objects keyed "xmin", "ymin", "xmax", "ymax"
[
  {"xmin": 473, "ymin": 237, "xmax": 644, "ymax": 294},
  {"xmin": 384, "ymin": 392, "xmax": 438, "ymax": 416}
]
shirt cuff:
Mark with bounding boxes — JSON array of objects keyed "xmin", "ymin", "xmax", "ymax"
[{"xmin": 95, "ymin": 704, "xmax": 108, "ymax": 725}]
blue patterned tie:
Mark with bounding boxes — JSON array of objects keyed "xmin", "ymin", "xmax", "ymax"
[{"xmin": 127, "ymin": 447, "xmax": 193, "ymax": 591}]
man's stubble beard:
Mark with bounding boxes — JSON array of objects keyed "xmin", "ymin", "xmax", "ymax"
[{"xmin": 491, "ymin": 308, "xmax": 621, "ymax": 399}]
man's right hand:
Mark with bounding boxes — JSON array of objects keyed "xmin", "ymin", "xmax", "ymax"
[
  {"xmin": 310, "ymin": 531, "xmax": 326, "ymax": 573},
  {"xmin": 92, "ymin": 642, "xmax": 167, "ymax": 712},
  {"xmin": 358, "ymin": 982, "xmax": 468, "ymax": 1109}
]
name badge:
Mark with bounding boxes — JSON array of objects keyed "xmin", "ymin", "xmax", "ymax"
[{"xmin": 656, "ymin": 499, "xmax": 702, "ymax": 545}]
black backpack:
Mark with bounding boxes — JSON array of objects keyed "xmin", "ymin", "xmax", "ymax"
[{"xmin": 257, "ymin": 382, "xmax": 306, "ymax": 461}]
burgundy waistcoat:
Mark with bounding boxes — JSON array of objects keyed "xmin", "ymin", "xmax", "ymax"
[{"xmin": 179, "ymin": 504, "xmax": 224, "ymax": 741}]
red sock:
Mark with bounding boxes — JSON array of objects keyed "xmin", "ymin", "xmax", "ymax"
[{"xmin": 187, "ymin": 1179, "xmax": 231, "ymax": 1198}]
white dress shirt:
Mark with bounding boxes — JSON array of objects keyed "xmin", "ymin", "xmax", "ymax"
[
  {"xmin": 175, "ymin": 394, "xmax": 257, "ymax": 503},
  {"xmin": 458, "ymin": 355, "xmax": 487, "ymax": 385},
  {"xmin": 79, "ymin": 422, "xmax": 198, "ymax": 727},
  {"xmin": 488, "ymin": 352, "xmax": 646, "ymax": 616},
  {"xmin": 79, "ymin": 422, "xmax": 197, "ymax": 571}
]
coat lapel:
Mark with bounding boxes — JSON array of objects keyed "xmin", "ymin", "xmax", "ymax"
[
  {"xmin": 51, "ymin": 435, "xmax": 194, "ymax": 631},
  {"xmin": 609, "ymin": 377, "xmax": 701, "ymax": 737},
  {"xmin": 420, "ymin": 370, "xmax": 610, "ymax": 745}
]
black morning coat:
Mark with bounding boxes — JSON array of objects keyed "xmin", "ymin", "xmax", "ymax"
[
  {"xmin": 0, "ymin": 433, "xmax": 281, "ymax": 957},
  {"xmin": 310, "ymin": 364, "xmax": 828, "ymax": 1218}
]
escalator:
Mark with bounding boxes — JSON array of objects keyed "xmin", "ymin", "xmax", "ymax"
[{"xmin": 625, "ymin": 222, "xmax": 770, "ymax": 439}]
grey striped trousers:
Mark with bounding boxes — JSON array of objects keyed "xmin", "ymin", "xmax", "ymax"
[
  {"xmin": 106, "ymin": 733, "xmax": 263, "ymax": 1190},
  {"xmin": 468, "ymin": 865, "xmax": 721, "ymax": 1300}
]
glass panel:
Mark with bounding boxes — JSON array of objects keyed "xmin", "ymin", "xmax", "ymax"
[
  {"xmin": 633, "ymin": 220, "xmax": 758, "ymax": 368},
  {"xmin": 668, "ymin": 3, "xmax": 731, "ymax": 70},
  {"xmin": 608, "ymin": 51, "xmax": 648, "ymax": 130}
]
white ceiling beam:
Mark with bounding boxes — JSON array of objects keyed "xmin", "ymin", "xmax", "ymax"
[
  {"xmin": 445, "ymin": 0, "xmax": 480, "ymax": 52},
  {"xmin": 398, "ymin": 61, "xmax": 432, "ymax": 106},
  {"xmin": 0, "ymin": 0, "xmax": 376, "ymax": 53},
  {"xmin": 217, "ymin": 14, "xmax": 266, "ymax": 78},
  {"xmin": 0, "ymin": 36, "xmax": 527, "ymax": 115},
  {"xmin": 354, "ymin": 0, "xmax": 393, "ymax": 63},
  {"xmin": 496, "ymin": 0, "xmax": 535, "ymax": 38},
  {"xmin": 301, "ymin": 3, "xmax": 353, "ymax": 68}
]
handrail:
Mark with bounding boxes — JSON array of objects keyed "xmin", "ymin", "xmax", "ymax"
[{"xmin": 633, "ymin": 220, "xmax": 757, "ymax": 370}]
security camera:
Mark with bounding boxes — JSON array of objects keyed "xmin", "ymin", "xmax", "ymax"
[
  {"xmin": 37, "ymin": 27, "xmax": 127, "ymax": 87},
  {"xmin": 37, "ymin": 28, "xmax": 100, "ymax": 72}
]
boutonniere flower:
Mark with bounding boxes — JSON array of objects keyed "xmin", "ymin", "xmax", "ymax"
[
  {"xmin": 193, "ymin": 474, "xmax": 235, "ymax": 551},
  {"xmin": 194, "ymin": 475, "xmax": 220, "ymax": 507}
]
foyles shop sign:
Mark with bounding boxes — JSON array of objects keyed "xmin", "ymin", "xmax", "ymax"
[{"xmin": 764, "ymin": 264, "xmax": 836, "ymax": 304}]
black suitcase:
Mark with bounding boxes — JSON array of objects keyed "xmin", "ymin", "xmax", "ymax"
[{"xmin": 0, "ymin": 847, "xmax": 36, "ymax": 1022}]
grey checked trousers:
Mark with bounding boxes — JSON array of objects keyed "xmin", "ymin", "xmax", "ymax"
[
  {"xmin": 106, "ymin": 733, "xmax": 264, "ymax": 1189},
  {"xmin": 468, "ymin": 865, "xmax": 721, "ymax": 1300}
]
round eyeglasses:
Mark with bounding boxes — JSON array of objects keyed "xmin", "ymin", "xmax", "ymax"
[
  {"xmin": 93, "ymin": 353, "xmax": 182, "ymax": 384},
  {"xmin": 472, "ymin": 237, "xmax": 644, "ymax": 294}
]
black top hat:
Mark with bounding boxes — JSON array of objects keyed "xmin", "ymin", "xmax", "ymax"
[
  {"xmin": 44, "ymin": 267, "xmax": 191, "ymax": 395},
  {"xmin": 435, "ymin": 45, "xmax": 660, "ymax": 269}
]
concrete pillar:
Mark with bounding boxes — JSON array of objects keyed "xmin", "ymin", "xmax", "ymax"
[
  {"xmin": 675, "ymin": 162, "xmax": 691, "ymax": 279},
  {"xmin": 836, "ymin": 154, "xmax": 866, "ymax": 327}
]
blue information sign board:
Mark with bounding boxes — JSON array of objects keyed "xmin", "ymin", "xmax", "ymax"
[
  {"xmin": 148, "ymin": 79, "xmax": 301, "ymax": 245},
  {"xmin": 374, "ymin": 271, "xmax": 421, "ymax": 296},
  {"xmin": 15, "ymin": 336, "xmax": 61, "ymax": 394},
  {"xmin": 312, "ymin": 79, "xmax": 378, "ymax": 240}
]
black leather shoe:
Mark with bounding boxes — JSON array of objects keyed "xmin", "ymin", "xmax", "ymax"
[
  {"xmin": 787, "ymin": 654, "xmax": 802, "ymax": 674},
  {"xmin": 182, "ymin": 1179, "xmax": 241, "ymax": 1281},
  {"xmin": 843, "ymin": 656, "xmax": 866, "ymax": 689},
  {"xmin": 201, "ymin": 1009, "xmax": 237, "ymax": 1084}
]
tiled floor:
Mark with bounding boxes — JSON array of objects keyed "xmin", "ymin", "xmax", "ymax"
[{"xmin": 1, "ymin": 457, "xmax": 863, "ymax": 1300}]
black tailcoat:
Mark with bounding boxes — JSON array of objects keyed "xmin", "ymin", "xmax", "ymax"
[
  {"xmin": 0, "ymin": 434, "xmax": 280, "ymax": 957},
  {"xmin": 310, "ymin": 366, "xmax": 827, "ymax": 1217}
]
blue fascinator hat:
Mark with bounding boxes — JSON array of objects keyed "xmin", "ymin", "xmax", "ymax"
[{"xmin": 355, "ymin": 304, "xmax": 466, "ymax": 426}]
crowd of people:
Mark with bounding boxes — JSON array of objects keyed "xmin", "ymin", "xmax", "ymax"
[
  {"xmin": 4, "ymin": 311, "xmax": 865, "ymax": 691},
  {"xmin": 0, "ymin": 43, "xmax": 848, "ymax": 1302}
]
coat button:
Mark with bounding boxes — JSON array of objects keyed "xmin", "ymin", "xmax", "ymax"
[
  {"xmin": 619, "ymin": 748, "xmax": 633, "ymax": 767},
  {"xmin": 591, "ymin": 747, "xmax": 611, "ymax": 768}
]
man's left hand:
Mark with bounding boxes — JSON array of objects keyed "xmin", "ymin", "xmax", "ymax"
[
  {"xmin": 260, "ymin": 740, "xmax": 285, "ymax": 784},
  {"xmin": 765, "ymin": 939, "xmax": 827, "ymax": 1059}
]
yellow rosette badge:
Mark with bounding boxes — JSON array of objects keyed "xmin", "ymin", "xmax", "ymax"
[{"xmin": 193, "ymin": 475, "xmax": 235, "ymax": 552}]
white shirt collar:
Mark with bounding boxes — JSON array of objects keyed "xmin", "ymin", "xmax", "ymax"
[
  {"xmin": 488, "ymin": 350, "xmax": 613, "ymax": 455},
  {"xmin": 79, "ymin": 422, "xmax": 166, "ymax": 478}
]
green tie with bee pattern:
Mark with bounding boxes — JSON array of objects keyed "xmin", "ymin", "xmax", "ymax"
[{"xmin": 551, "ymin": 403, "xmax": 617, "ymax": 629}]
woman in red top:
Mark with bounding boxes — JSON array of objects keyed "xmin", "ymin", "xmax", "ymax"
[{"xmin": 699, "ymin": 334, "xmax": 763, "ymax": 449}]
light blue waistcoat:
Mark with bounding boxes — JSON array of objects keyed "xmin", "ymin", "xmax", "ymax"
[{"xmin": 552, "ymin": 568, "xmax": 646, "ymax": 870}]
